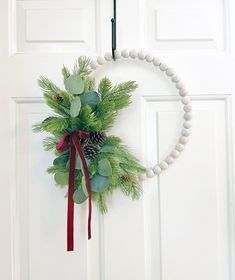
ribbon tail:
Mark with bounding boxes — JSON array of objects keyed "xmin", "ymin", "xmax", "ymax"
[
  {"xmin": 72, "ymin": 135, "xmax": 92, "ymax": 240},
  {"xmin": 67, "ymin": 142, "xmax": 76, "ymax": 251}
]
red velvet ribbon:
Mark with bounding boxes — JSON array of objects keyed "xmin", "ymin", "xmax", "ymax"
[{"xmin": 56, "ymin": 130, "xmax": 92, "ymax": 251}]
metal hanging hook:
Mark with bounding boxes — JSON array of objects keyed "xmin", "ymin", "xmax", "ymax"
[{"xmin": 111, "ymin": 0, "xmax": 116, "ymax": 60}]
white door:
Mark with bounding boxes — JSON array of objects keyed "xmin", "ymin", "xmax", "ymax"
[{"xmin": 1, "ymin": 0, "xmax": 234, "ymax": 280}]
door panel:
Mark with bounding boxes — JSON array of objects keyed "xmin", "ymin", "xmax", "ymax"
[{"xmin": 0, "ymin": 0, "xmax": 234, "ymax": 280}]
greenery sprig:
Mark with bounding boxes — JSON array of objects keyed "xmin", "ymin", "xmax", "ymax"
[{"xmin": 33, "ymin": 57, "xmax": 145, "ymax": 213}]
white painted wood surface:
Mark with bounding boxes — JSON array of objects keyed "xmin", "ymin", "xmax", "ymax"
[{"xmin": 0, "ymin": 0, "xmax": 235, "ymax": 280}]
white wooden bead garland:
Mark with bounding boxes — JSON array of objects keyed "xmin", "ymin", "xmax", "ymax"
[{"xmin": 89, "ymin": 49, "xmax": 192, "ymax": 180}]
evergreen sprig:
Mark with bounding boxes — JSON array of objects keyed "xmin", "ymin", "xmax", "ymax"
[
  {"xmin": 43, "ymin": 136, "xmax": 59, "ymax": 151},
  {"xmin": 62, "ymin": 65, "xmax": 71, "ymax": 81},
  {"xmin": 34, "ymin": 56, "xmax": 145, "ymax": 214},
  {"xmin": 38, "ymin": 76, "xmax": 60, "ymax": 94},
  {"xmin": 33, "ymin": 116, "xmax": 69, "ymax": 133},
  {"xmin": 96, "ymin": 79, "xmax": 137, "ymax": 130},
  {"xmin": 44, "ymin": 94, "xmax": 69, "ymax": 117},
  {"xmin": 73, "ymin": 56, "xmax": 91, "ymax": 79}
]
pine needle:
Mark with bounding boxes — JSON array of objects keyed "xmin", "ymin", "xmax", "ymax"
[
  {"xmin": 96, "ymin": 80, "xmax": 137, "ymax": 130},
  {"xmin": 73, "ymin": 56, "xmax": 91, "ymax": 78},
  {"xmin": 38, "ymin": 76, "xmax": 60, "ymax": 94},
  {"xmin": 33, "ymin": 116, "xmax": 69, "ymax": 133},
  {"xmin": 44, "ymin": 93, "xmax": 70, "ymax": 117},
  {"xmin": 98, "ymin": 77, "xmax": 112, "ymax": 98},
  {"xmin": 43, "ymin": 136, "xmax": 58, "ymax": 151},
  {"xmin": 62, "ymin": 65, "xmax": 71, "ymax": 81}
]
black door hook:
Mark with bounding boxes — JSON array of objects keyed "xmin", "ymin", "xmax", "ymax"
[{"xmin": 111, "ymin": 0, "xmax": 116, "ymax": 60}]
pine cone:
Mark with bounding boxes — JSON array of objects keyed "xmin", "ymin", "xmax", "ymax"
[
  {"xmin": 122, "ymin": 175, "xmax": 134, "ymax": 183},
  {"xmin": 90, "ymin": 132, "xmax": 106, "ymax": 146},
  {"xmin": 79, "ymin": 138, "xmax": 90, "ymax": 146},
  {"xmin": 52, "ymin": 93, "xmax": 63, "ymax": 103},
  {"xmin": 83, "ymin": 144, "xmax": 99, "ymax": 159}
]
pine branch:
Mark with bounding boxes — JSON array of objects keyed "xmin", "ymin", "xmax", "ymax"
[
  {"xmin": 44, "ymin": 93, "xmax": 70, "ymax": 117},
  {"xmin": 95, "ymin": 100, "xmax": 116, "ymax": 130},
  {"xmin": 43, "ymin": 136, "xmax": 58, "ymax": 151},
  {"xmin": 38, "ymin": 76, "xmax": 60, "ymax": 94},
  {"xmin": 38, "ymin": 76, "xmax": 72, "ymax": 114},
  {"xmin": 92, "ymin": 193, "xmax": 108, "ymax": 214},
  {"xmin": 96, "ymin": 80, "xmax": 138, "ymax": 130},
  {"xmin": 58, "ymin": 91, "xmax": 72, "ymax": 109},
  {"xmin": 98, "ymin": 77, "xmax": 112, "ymax": 98},
  {"xmin": 62, "ymin": 65, "xmax": 71, "ymax": 81},
  {"xmin": 73, "ymin": 56, "xmax": 91, "ymax": 79},
  {"xmin": 79, "ymin": 105, "xmax": 102, "ymax": 131},
  {"xmin": 120, "ymin": 178, "xmax": 142, "ymax": 200},
  {"xmin": 117, "ymin": 145, "xmax": 146, "ymax": 173},
  {"xmin": 84, "ymin": 77, "xmax": 96, "ymax": 92},
  {"xmin": 111, "ymin": 81, "xmax": 138, "ymax": 95},
  {"xmin": 33, "ymin": 116, "xmax": 69, "ymax": 134},
  {"xmin": 104, "ymin": 136, "xmax": 122, "ymax": 146},
  {"xmin": 109, "ymin": 81, "xmax": 137, "ymax": 110}
]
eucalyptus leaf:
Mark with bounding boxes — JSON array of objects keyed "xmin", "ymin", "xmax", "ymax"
[
  {"xmin": 65, "ymin": 74, "xmax": 84, "ymax": 95},
  {"xmin": 89, "ymin": 163, "xmax": 97, "ymax": 176},
  {"xmin": 76, "ymin": 156, "xmax": 90, "ymax": 170},
  {"xmin": 90, "ymin": 174, "xmax": 110, "ymax": 193},
  {"xmin": 54, "ymin": 172, "xmax": 69, "ymax": 186},
  {"xmin": 81, "ymin": 176, "xmax": 88, "ymax": 196},
  {"xmin": 98, "ymin": 158, "xmax": 112, "ymax": 176},
  {"xmin": 81, "ymin": 91, "xmax": 100, "ymax": 109},
  {"xmin": 73, "ymin": 187, "xmax": 88, "ymax": 204},
  {"xmin": 70, "ymin": 96, "xmax": 81, "ymax": 117},
  {"xmin": 53, "ymin": 153, "xmax": 69, "ymax": 166},
  {"xmin": 100, "ymin": 145, "xmax": 116, "ymax": 153}
]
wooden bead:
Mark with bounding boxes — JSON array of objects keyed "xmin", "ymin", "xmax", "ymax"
[
  {"xmin": 159, "ymin": 63, "xmax": 168, "ymax": 71},
  {"xmin": 145, "ymin": 54, "xmax": 153, "ymax": 62},
  {"xmin": 184, "ymin": 104, "xmax": 192, "ymax": 112},
  {"xmin": 166, "ymin": 68, "xmax": 175, "ymax": 76},
  {"xmin": 130, "ymin": 49, "xmax": 138, "ymax": 58},
  {"xmin": 153, "ymin": 57, "xmax": 161, "ymax": 66},
  {"xmin": 90, "ymin": 60, "xmax": 98, "ymax": 69},
  {"xmin": 166, "ymin": 156, "xmax": 174, "ymax": 164},
  {"xmin": 121, "ymin": 49, "xmax": 129, "ymax": 58},
  {"xmin": 138, "ymin": 172, "xmax": 147, "ymax": 181},
  {"xmin": 104, "ymin": 52, "xmax": 112, "ymax": 61},
  {"xmin": 180, "ymin": 136, "xmax": 188, "ymax": 144},
  {"xmin": 179, "ymin": 88, "xmax": 188, "ymax": 96},
  {"xmin": 146, "ymin": 169, "xmax": 155, "ymax": 178},
  {"xmin": 153, "ymin": 165, "xmax": 162, "ymax": 175},
  {"xmin": 97, "ymin": 56, "xmax": 106, "ymax": 65},
  {"xmin": 176, "ymin": 81, "xmax": 184, "ymax": 89},
  {"xmin": 182, "ymin": 128, "xmax": 191, "ymax": 136},
  {"xmin": 184, "ymin": 112, "xmax": 192, "ymax": 120},
  {"xmin": 171, "ymin": 149, "xmax": 180, "ymax": 158},
  {"xmin": 138, "ymin": 51, "xmax": 146, "ymax": 60},
  {"xmin": 171, "ymin": 75, "xmax": 180, "ymax": 83},
  {"xmin": 184, "ymin": 121, "xmax": 192, "ymax": 129},
  {"xmin": 159, "ymin": 161, "xmax": 168, "ymax": 169},
  {"xmin": 176, "ymin": 143, "xmax": 185, "ymax": 152},
  {"xmin": 181, "ymin": 96, "xmax": 191, "ymax": 104}
]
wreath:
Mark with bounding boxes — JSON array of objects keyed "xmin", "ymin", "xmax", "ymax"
[{"xmin": 33, "ymin": 50, "xmax": 192, "ymax": 251}]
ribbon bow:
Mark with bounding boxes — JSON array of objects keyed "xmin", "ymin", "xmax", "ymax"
[{"xmin": 56, "ymin": 130, "xmax": 92, "ymax": 251}]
